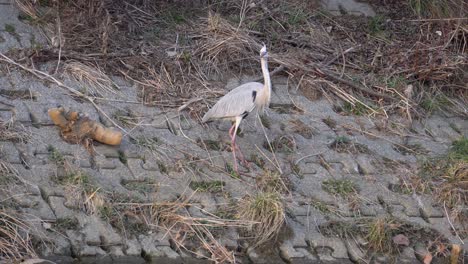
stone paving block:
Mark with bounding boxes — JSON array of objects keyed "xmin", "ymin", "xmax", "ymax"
[
  {"xmin": 310, "ymin": 237, "xmax": 350, "ymax": 260},
  {"xmin": 139, "ymin": 236, "xmax": 180, "ymax": 260},
  {"xmin": 93, "ymin": 154, "xmax": 118, "ymax": 170},
  {"xmin": 138, "ymin": 233, "xmax": 171, "ymax": 247},
  {"xmin": 11, "ymin": 103, "xmax": 33, "ymax": 123},
  {"xmin": 423, "ymin": 116, "xmax": 462, "ymax": 142},
  {"xmin": 247, "ymin": 248, "xmax": 285, "ymax": 264},
  {"xmin": 22, "ymin": 196, "xmax": 56, "ymax": 221},
  {"xmin": 85, "ymin": 168, "xmax": 129, "ymax": 194},
  {"xmin": 217, "ymin": 227, "xmax": 238, "ymax": 251},
  {"xmin": 197, "ymin": 193, "xmax": 217, "ymax": 213},
  {"xmin": 286, "ymin": 220, "xmax": 309, "ymax": 248},
  {"xmin": 94, "ymin": 144, "xmax": 121, "ymax": 158},
  {"xmin": 124, "ymin": 238, "xmax": 142, "ymax": 256},
  {"xmin": 126, "ymin": 158, "xmax": 145, "ymax": 175},
  {"xmin": 355, "ymin": 155, "xmax": 376, "ymax": 175},
  {"xmin": 398, "ymin": 246, "xmax": 418, "ymax": 264},
  {"xmin": 293, "ymin": 248, "xmax": 320, "ymax": 264},
  {"xmin": 79, "ymin": 245, "xmax": 107, "ymax": 257},
  {"xmin": 40, "ymin": 234, "xmax": 72, "ymax": 257},
  {"xmin": 49, "ymin": 196, "xmax": 75, "ymax": 219},
  {"xmin": 344, "ymin": 239, "xmax": 366, "ymax": 263}
]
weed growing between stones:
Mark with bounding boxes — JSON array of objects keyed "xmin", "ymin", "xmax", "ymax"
[
  {"xmin": 330, "ymin": 136, "xmax": 369, "ymax": 154},
  {"xmin": 113, "ymin": 109, "xmax": 139, "ymax": 128},
  {"xmin": 197, "ymin": 138, "xmax": 227, "ymax": 151},
  {"xmin": 264, "ymin": 135, "xmax": 296, "ymax": 153},
  {"xmin": 49, "ymin": 148, "xmax": 106, "ymax": 216},
  {"xmin": 289, "ymin": 119, "xmax": 315, "ymax": 139},
  {"xmin": 121, "ymin": 178, "xmax": 159, "ymax": 194},
  {"xmin": 190, "ymin": 180, "xmax": 225, "ymax": 193},
  {"xmin": 225, "ymin": 163, "xmax": 240, "ymax": 179},
  {"xmin": 47, "ymin": 145, "xmax": 65, "ymax": 164},
  {"xmin": 308, "ymin": 198, "xmax": 338, "ymax": 215},
  {"xmin": 256, "ymin": 170, "xmax": 288, "ymax": 194},
  {"xmin": 320, "ymin": 217, "xmax": 450, "ymax": 258},
  {"xmin": 393, "ymin": 143, "xmax": 428, "ymax": 155},
  {"xmin": 131, "ymin": 136, "xmax": 159, "ymax": 151},
  {"xmin": 249, "ymin": 154, "xmax": 265, "ymax": 169},
  {"xmin": 431, "ymin": 137, "xmax": 468, "ymax": 225},
  {"xmin": 322, "ymin": 117, "xmax": 337, "ymax": 130},
  {"xmin": 322, "ymin": 178, "xmax": 358, "ymax": 197},
  {"xmin": 54, "ymin": 217, "xmax": 79, "ymax": 231}
]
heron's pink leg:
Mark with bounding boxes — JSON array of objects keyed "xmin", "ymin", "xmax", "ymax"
[
  {"xmin": 227, "ymin": 122, "xmax": 239, "ymax": 173},
  {"xmin": 235, "ymin": 144, "xmax": 250, "ymax": 168},
  {"xmin": 230, "ymin": 117, "xmax": 243, "ymax": 173}
]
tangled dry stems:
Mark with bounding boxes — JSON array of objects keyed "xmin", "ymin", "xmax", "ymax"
[
  {"xmin": 63, "ymin": 61, "xmax": 119, "ymax": 97},
  {"xmin": 0, "ymin": 118, "xmax": 30, "ymax": 143},
  {"xmin": 115, "ymin": 197, "xmax": 255, "ymax": 263},
  {"xmin": 13, "ymin": 0, "xmax": 467, "ymax": 120},
  {"xmin": 237, "ymin": 192, "xmax": 285, "ymax": 248},
  {"xmin": 0, "ymin": 210, "xmax": 38, "ymax": 261}
]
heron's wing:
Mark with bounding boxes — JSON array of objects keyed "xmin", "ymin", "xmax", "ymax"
[{"xmin": 202, "ymin": 83, "xmax": 263, "ymax": 122}]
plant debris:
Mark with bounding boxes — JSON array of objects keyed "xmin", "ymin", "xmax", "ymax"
[{"xmin": 48, "ymin": 107, "xmax": 122, "ymax": 146}]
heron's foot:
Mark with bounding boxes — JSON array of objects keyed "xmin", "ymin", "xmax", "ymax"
[{"xmin": 241, "ymin": 159, "xmax": 251, "ymax": 169}]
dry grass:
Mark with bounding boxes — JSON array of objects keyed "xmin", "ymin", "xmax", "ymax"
[
  {"xmin": 110, "ymin": 196, "xmax": 254, "ymax": 263},
  {"xmin": 49, "ymin": 150, "xmax": 106, "ymax": 216},
  {"xmin": 12, "ymin": 0, "xmax": 466, "ymax": 121},
  {"xmin": 320, "ymin": 217, "xmax": 449, "ymax": 257},
  {"xmin": 193, "ymin": 12, "xmax": 263, "ymax": 76},
  {"xmin": 365, "ymin": 217, "xmax": 400, "ymax": 254},
  {"xmin": 0, "ymin": 209, "xmax": 38, "ymax": 261},
  {"xmin": 60, "ymin": 171, "xmax": 105, "ymax": 216},
  {"xmin": 63, "ymin": 61, "xmax": 119, "ymax": 97},
  {"xmin": 436, "ymin": 161, "xmax": 467, "ymax": 218},
  {"xmin": 0, "ymin": 118, "xmax": 30, "ymax": 143},
  {"xmin": 256, "ymin": 170, "xmax": 289, "ymax": 194},
  {"xmin": 237, "ymin": 192, "xmax": 285, "ymax": 248},
  {"xmin": 422, "ymin": 138, "xmax": 468, "ymax": 219}
]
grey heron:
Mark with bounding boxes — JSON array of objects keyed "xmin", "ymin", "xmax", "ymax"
[{"xmin": 202, "ymin": 44, "xmax": 272, "ymax": 172}]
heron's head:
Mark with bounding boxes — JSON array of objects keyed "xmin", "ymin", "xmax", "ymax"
[{"xmin": 260, "ymin": 44, "xmax": 268, "ymax": 58}]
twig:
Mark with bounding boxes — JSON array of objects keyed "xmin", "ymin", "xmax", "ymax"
[
  {"xmin": 443, "ymin": 201, "xmax": 464, "ymax": 245},
  {"xmin": 257, "ymin": 114, "xmax": 282, "ymax": 174},
  {"xmin": 318, "ymin": 68, "xmax": 396, "ymax": 101},
  {"xmin": 177, "ymin": 97, "xmax": 203, "ymax": 112},
  {"xmin": 324, "ymin": 45, "xmax": 359, "ymax": 67},
  {"xmin": 294, "ymin": 150, "xmax": 328, "ymax": 165},
  {"xmin": 342, "ymin": 124, "xmax": 418, "ymax": 154}
]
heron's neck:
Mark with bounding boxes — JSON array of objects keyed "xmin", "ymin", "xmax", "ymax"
[{"xmin": 260, "ymin": 57, "xmax": 271, "ymax": 104}]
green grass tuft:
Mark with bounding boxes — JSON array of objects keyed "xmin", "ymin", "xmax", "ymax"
[
  {"xmin": 322, "ymin": 179, "xmax": 358, "ymax": 197},
  {"xmin": 47, "ymin": 145, "xmax": 65, "ymax": 164},
  {"xmin": 190, "ymin": 180, "xmax": 225, "ymax": 193}
]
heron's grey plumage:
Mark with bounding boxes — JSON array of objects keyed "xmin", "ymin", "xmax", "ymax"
[{"xmin": 201, "ymin": 82, "xmax": 263, "ymax": 123}]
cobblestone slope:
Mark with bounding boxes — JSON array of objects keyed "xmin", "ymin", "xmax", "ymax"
[{"xmin": 0, "ymin": 2, "xmax": 467, "ymax": 263}]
